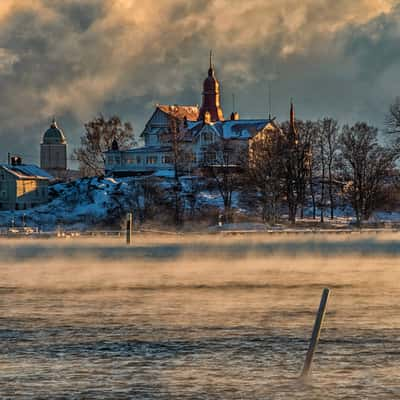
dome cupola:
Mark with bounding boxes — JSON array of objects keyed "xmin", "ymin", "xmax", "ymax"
[{"xmin": 42, "ymin": 118, "xmax": 67, "ymax": 145}]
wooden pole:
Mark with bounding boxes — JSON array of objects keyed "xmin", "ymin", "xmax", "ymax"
[
  {"xmin": 300, "ymin": 287, "xmax": 330, "ymax": 379},
  {"xmin": 130, "ymin": 212, "xmax": 133, "ymax": 242},
  {"xmin": 126, "ymin": 213, "xmax": 132, "ymax": 245}
]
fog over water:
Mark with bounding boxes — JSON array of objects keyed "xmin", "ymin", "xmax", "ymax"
[{"xmin": 1, "ymin": 234, "xmax": 400, "ymax": 399}]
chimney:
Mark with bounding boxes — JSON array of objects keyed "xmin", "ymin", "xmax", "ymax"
[
  {"xmin": 230, "ymin": 112, "xmax": 239, "ymax": 121},
  {"xmin": 11, "ymin": 156, "xmax": 22, "ymax": 166}
]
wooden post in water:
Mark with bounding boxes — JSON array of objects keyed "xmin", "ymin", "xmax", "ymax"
[
  {"xmin": 126, "ymin": 212, "xmax": 133, "ymax": 245},
  {"xmin": 300, "ymin": 287, "xmax": 330, "ymax": 379}
]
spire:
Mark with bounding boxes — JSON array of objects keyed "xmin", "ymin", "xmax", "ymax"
[
  {"xmin": 51, "ymin": 116, "xmax": 58, "ymax": 128},
  {"xmin": 289, "ymin": 99, "xmax": 297, "ymax": 139},
  {"xmin": 290, "ymin": 99, "xmax": 295, "ymax": 127},
  {"xmin": 198, "ymin": 51, "xmax": 224, "ymax": 122},
  {"xmin": 208, "ymin": 49, "xmax": 214, "ymax": 76}
]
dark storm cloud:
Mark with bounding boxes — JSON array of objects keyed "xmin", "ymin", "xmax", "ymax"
[{"xmin": 0, "ymin": 0, "xmax": 398, "ymax": 165}]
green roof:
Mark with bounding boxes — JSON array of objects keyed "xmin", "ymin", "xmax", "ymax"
[{"xmin": 42, "ymin": 119, "xmax": 67, "ymax": 144}]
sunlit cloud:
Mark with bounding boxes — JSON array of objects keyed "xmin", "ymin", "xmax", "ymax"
[{"xmin": 0, "ymin": 0, "xmax": 399, "ymax": 162}]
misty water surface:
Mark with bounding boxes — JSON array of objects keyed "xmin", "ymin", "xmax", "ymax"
[{"xmin": 0, "ymin": 234, "xmax": 399, "ymax": 399}]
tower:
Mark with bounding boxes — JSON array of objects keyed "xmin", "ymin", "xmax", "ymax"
[
  {"xmin": 40, "ymin": 118, "xmax": 67, "ymax": 178},
  {"xmin": 198, "ymin": 51, "xmax": 224, "ymax": 122}
]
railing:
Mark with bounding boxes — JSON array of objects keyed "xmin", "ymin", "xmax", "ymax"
[{"xmin": 0, "ymin": 226, "xmax": 399, "ymax": 239}]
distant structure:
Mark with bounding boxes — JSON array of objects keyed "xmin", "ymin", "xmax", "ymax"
[
  {"xmin": 0, "ymin": 156, "xmax": 52, "ymax": 211},
  {"xmin": 40, "ymin": 118, "xmax": 67, "ymax": 179},
  {"xmin": 198, "ymin": 51, "xmax": 224, "ymax": 122},
  {"xmin": 105, "ymin": 53, "xmax": 278, "ymax": 177}
]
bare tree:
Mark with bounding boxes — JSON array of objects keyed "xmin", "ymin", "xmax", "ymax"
[
  {"xmin": 245, "ymin": 128, "xmax": 285, "ymax": 224},
  {"xmin": 159, "ymin": 116, "xmax": 192, "ymax": 227},
  {"xmin": 281, "ymin": 119, "xmax": 312, "ymax": 223},
  {"xmin": 184, "ymin": 177, "xmax": 201, "ymax": 221},
  {"xmin": 74, "ymin": 114, "xmax": 135, "ymax": 177},
  {"xmin": 305, "ymin": 118, "xmax": 340, "ymax": 222},
  {"xmin": 339, "ymin": 122, "xmax": 399, "ymax": 226},
  {"xmin": 203, "ymin": 139, "xmax": 242, "ymax": 223},
  {"xmin": 307, "ymin": 125, "xmax": 318, "ymax": 220},
  {"xmin": 280, "ymin": 121, "xmax": 298, "ymax": 223},
  {"xmin": 321, "ymin": 118, "xmax": 340, "ymax": 219},
  {"xmin": 295, "ymin": 120, "xmax": 319, "ymax": 219}
]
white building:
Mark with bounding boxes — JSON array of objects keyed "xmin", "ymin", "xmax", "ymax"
[{"xmin": 104, "ymin": 57, "xmax": 279, "ymax": 177}]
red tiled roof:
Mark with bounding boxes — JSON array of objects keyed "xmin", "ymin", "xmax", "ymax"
[{"xmin": 157, "ymin": 105, "xmax": 199, "ymax": 121}]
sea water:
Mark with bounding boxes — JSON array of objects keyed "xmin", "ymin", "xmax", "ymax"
[{"xmin": 0, "ymin": 234, "xmax": 399, "ymax": 399}]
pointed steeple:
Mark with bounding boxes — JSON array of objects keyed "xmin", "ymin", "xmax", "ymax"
[
  {"xmin": 290, "ymin": 100, "xmax": 294, "ymax": 126},
  {"xmin": 288, "ymin": 99, "xmax": 297, "ymax": 142},
  {"xmin": 290, "ymin": 100, "xmax": 296, "ymax": 133},
  {"xmin": 208, "ymin": 49, "xmax": 214, "ymax": 77},
  {"xmin": 198, "ymin": 51, "xmax": 224, "ymax": 122}
]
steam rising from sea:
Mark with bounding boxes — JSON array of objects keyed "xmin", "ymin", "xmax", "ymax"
[
  {"xmin": 2, "ymin": 234, "xmax": 400, "ymax": 262},
  {"xmin": 1, "ymin": 234, "xmax": 399, "ymax": 399}
]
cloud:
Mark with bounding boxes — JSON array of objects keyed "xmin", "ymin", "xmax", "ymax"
[
  {"xmin": 0, "ymin": 0, "xmax": 399, "ymax": 164},
  {"xmin": 0, "ymin": 48, "xmax": 19, "ymax": 74}
]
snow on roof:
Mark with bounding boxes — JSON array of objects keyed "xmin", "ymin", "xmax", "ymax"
[
  {"xmin": 186, "ymin": 120, "xmax": 205, "ymax": 135},
  {"xmin": 125, "ymin": 145, "xmax": 171, "ymax": 154},
  {"xmin": 0, "ymin": 164, "xmax": 53, "ymax": 180},
  {"xmin": 188, "ymin": 119, "xmax": 272, "ymax": 139},
  {"xmin": 221, "ymin": 119, "xmax": 270, "ymax": 139},
  {"xmin": 157, "ymin": 104, "xmax": 200, "ymax": 121}
]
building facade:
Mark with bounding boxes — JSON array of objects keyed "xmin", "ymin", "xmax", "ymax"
[
  {"xmin": 0, "ymin": 157, "xmax": 52, "ymax": 211},
  {"xmin": 40, "ymin": 118, "xmax": 67, "ymax": 179},
  {"xmin": 105, "ymin": 56, "xmax": 279, "ymax": 177}
]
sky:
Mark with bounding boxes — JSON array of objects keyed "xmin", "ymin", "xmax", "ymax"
[{"xmin": 0, "ymin": 0, "xmax": 399, "ymax": 165}]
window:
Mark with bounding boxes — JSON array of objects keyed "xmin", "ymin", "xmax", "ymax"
[
  {"xmin": 162, "ymin": 155, "xmax": 173, "ymax": 164},
  {"xmin": 202, "ymin": 131, "xmax": 213, "ymax": 143},
  {"xmin": 146, "ymin": 156, "xmax": 158, "ymax": 165},
  {"xmin": 126, "ymin": 155, "xmax": 142, "ymax": 165},
  {"xmin": 223, "ymin": 150, "xmax": 232, "ymax": 164},
  {"xmin": 203, "ymin": 151, "xmax": 216, "ymax": 164}
]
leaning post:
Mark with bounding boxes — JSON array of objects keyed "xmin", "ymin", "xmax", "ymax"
[
  {"xmin": 300, "ymin": 287, "xmax": 330, "ymax": 379},
  {"xmin": 126, "ymin": 212, "xmax": 133, "ymax": 245}
]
